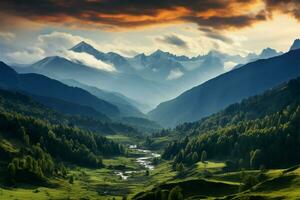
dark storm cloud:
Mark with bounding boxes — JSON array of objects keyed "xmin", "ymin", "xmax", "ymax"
[
  {"xmin": 0, "ymin": 0, "xmax": 237, "ymax": 16},
  {"xmin": 156, "ymin": 35, "xmax": 189, "ymax": 49},
  {"xmin": 264, "ymin": 0, "xmax": 300, "ymax": 20},
  {"xmin": 184, "ymin": 12, "xmax": 267, "ymax": 30},
  {"xmin": 0, "ymin": 0, "xmax": 263, "ymax": 29},
  {"xmin": 0, "ymin": 0, "xmax": 299, "ymax": 30}
]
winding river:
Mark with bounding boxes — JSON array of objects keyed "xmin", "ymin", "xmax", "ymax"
[{"xmin": 115, "ymin": 145, "xmax": 161, "ymax": 180}]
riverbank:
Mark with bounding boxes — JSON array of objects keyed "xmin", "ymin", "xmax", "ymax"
[{"xmin": 114, "ymin": 145, "xmax": 161, "ymax": 180}]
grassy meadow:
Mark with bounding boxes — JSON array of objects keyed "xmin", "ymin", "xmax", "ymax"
[{"xmin": 2, "ymin": 155, "xmax": 300, "ymax": 200}]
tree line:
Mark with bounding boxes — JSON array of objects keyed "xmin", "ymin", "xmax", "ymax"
[
  {"xmin": 0, "ymin": 88, "xmax": 139, "ymax": 136},
  {"xmin": 0, "ymin": 110, "xmax": 125, "ymax": 184},
  {"xmin": 162, "ymin": 78, "xmax": 300, "ymax": 170}
]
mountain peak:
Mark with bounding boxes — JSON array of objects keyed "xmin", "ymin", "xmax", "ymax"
[
  {"xmin": 40, "ymin": 56, "xmax": 68, "ymax": 63},
  {"xmin": 290, "ymin": 39, "xmax": 300, "ymax": 51},
  {"xmin": 150, "ymin": 49, "xmax": 177, "ymax": 58},
  {"xmin": 260, "ymin": 47, "xmax": 277, "ymax": 56},
  {"xmin": 0, "ymin": 61, "xmax": 17, "ymax": 80},
  {"xmin": 134, "ymin": 53, "xmax": 146, "ymax": 59},
  {"xmin": 207, "ymin": 50, "xmax": 223, "ymax": 57},
  {"xmin": 70, "ymin": 41, "xmax": 99, "ymax": 53},
  {"xmin": 72, "ymin": 41, "xmax": 92, "ymax": 49},
  {"xmin": 0, "ymin": 61, "xmax": 16, "ymax": 73},
  {"xmin": 31, "ymin": 56, "xmax": 75, "ymax": 69},
  {"xmin": 0, "ymin": 61, "xmax": 8, "ymax": 67},
  {"xmin": 151, "ymin": 49, "xmax": 168, "ymax": 57}
]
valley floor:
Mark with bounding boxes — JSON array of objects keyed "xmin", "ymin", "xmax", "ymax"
[
  {"xmin": 2, "ymin": 160, "xmax": 300, "ymax": 199},
  {"xmin": 1, "ymin": 136, "xmax": 300, "ymax": 200}
]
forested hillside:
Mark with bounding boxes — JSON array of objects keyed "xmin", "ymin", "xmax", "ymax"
[
  {"xmin": 162, "ymin": 77, "xmax": 300, "ymax": 169},
  {"xmin": 0, "ymin": 88, "xmax": 138, "ymax": 135},
  {"xmin": 0, "ymin": 96, "xmax": 124, "ymax": 185}
]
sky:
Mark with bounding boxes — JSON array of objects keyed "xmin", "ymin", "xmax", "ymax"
[{"xmin": 1, "ymin": 0, "xmax": 300, "ymax": 64}]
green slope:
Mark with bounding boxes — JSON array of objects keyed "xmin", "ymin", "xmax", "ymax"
[
  {"xmin": 131, "ymin": 77, "xmax": 300, "ymax": 200},
  {"xmin": 162, "ymin": 77, "xmax": 300, "ymax": 169},
  {"xmin": 0, "ymin": 88, "xmax": 138, "ymax": 135}
]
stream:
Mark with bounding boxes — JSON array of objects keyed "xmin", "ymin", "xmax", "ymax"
[{"xmin": 114, "ymin": 145, "xmax": 161, "ymax": 180}]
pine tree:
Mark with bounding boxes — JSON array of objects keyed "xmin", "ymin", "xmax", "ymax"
[
  {"xmin": 145, "ymin": 170, "xmax": 150, "ymax": 176},
  {"xmin": 168, "ymin": 186, "xmax": 183, "ymax": 200},
  {"xmin": 250, "ymin": 149, "xmax": 262, "ymax": 169},
  {"xmin": 192, "ymin": 152, "xmax": 199, "ymax": 163},
  {"xmin": 25, "ymin": 156, "xmax": 33, "ymax": 171},
  {"xmin": 69, "ymin": 175, "xmax": 74, "ymax": 184},
  {"xmin": 8, "ymin": 163, "xmax": 16, "ymax": 178},
  {"xmin": 176, "ymin": 163, "xmax": 184, "ymax": 174},
  {"xmin": 201, "ymin": 151, "xmax": 207, "ymax": 163}
]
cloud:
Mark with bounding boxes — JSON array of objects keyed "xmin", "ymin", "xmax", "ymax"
[
  {"xmin": 6, "ymin": 47, "xmax": 45, "ymax": 64},
  {"xmin": 264, "ymin": 0, "xmax": 300, "ymax": 20},
  {"xmin": 167, "ymin": 68, "xmax": 184, "ymax": 80},
  {"xmin": 5, "ymin": 31, "xmax": 118, "ymax": 72},
  {"xmin": 156, "ymin": 34, "xmax": 189, "ymax": 49},
  {"xmin": 1, "ymin": 0, "xmax": 298, "ymax": 31},
  {"xmin": 117, "ymin": 49, "xmax": 139, "ymax": 57},
  {"xmin": 0, "ymin": 31, "xmax": 17, "ymax": 63},
  {"xmin": 0, "ymin": 31, "xmax": 15, "ymax": 41},
  {"xmin": 4, "ymin": 30, "xmax": 117, "ymax": 73},
  {"xmin": 37, "ymin": 31, "xmax": 96, "ymax": 56},
  {"xmin": 199, "ymin": 28, "xmax": 234, "ymax": 44},
  {"xmin": 182, "ymin": 11, "xmax": 267, "ymax": 30},
  {"xmin": 224, "ymin": 61, "xmax": 238, "ymax": 71},
  {"xmin": 61, "ymin": 50, "xmax": 117, "ymax": 72}
]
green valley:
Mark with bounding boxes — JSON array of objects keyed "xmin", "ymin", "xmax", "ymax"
[{"xmin": 1, "ymin": 76, "xmax": 300, "ymax": 199}]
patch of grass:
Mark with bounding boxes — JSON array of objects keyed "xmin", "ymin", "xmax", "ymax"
[
  {"xmin": 133, "ymin": 178, "xmax": 240, "ymax": 200},
  {"xmin": 197, "ymin": 161, "xmax": 226, "ymax": 172},
  {"xmin": 104, "ymin": 156, "xmax": 140, "ymax": 169},
  {"xmin": 2, "ymin": 156, "xmax": 300, "ymax": 200},
  {"xmin": 106, "ymin": 134, "xmax": 142, "ymax": 145},
  {"xmin": 147, "ymin": 136, "xmax": 174, "ymax": 152}
]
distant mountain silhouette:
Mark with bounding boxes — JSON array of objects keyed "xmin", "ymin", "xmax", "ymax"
[
  {"xmin": 0, "ymin": 61, "xmax": 119, "ymax": 118},
  {"xmin": 19, "ymin": 55, "xmax": 169, "ymax": 108},
  {"xmin": 258, "ymin": 47, "xmax": 282, "ymax": 59},
  {"xmin": 71, "ymin": 41, "xmax": 134, "ymax": 74},
  {"xmin": 149, "ymin": 49, "xmax": 300, "ymax": 127},
  {"xmin": 13, "ymin": 41, "xmax": 285, "ymax": 109},
  {"xmin": 148, "ymin": 49, "xmax": 190, "ymax": 61},
  {"xmin": 62, "ymin": 79, "xmax": 146, "ymax": 118},
  {"xmin": 71, "ymin": 42, "xmax": 227, "ymax": 91},
  {"xmin": 30, "ymin": 94, "xmax": 110, "ymax": 121},
  {"xmin": 129, "ymin": 49, "xmax": 187, "ymax": 83},
  {"xmin": 71, "ymin": 41, "xmax": 100, "ymax": 55},
  {"xmin": 30, "ymin": 56, "xmax": 106, "ymax": 78},
  {"xmin": 290, "ymin": 39, "xmax": 300, "ymax": 51}
]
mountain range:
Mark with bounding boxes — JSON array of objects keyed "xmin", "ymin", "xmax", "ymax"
[
  {"xmin": 15, "ymin": 55, "xmax": 170, "ymax": 109},
  {"xmin": 8, "ymin": 39, "xmax": 293, "ymax": 129},
  {"xmin": 0, "ymin": 61, "xmax": 119, "ymax": 119},
  {"xmin": 149, "ymin": 44, "xmax": 300, "ymax": 127},
  {"xmin": 13, "ymin": 41, "xmax": 281, "ymax": 110},
  {"xmin": 0, "ymin": 61, "xmax": 163, "ymax": 132},
  {"xmin": 61, "ymin": 79, "xmax": 146, "ymax": 118}
]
